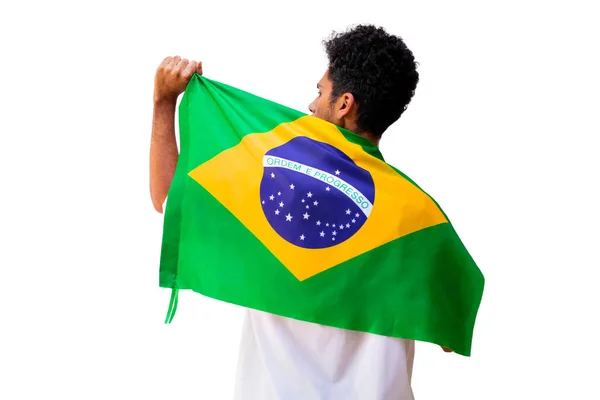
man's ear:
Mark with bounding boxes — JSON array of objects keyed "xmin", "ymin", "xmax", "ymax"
[{"xmin": 336, "ymin": 92, "xmax": 355, "ymax": 119}]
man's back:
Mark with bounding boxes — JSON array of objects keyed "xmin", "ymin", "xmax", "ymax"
[
  {"xmin": 149, "ymin": 25, "xmax": 464, "ymax": 400},
  {"xmin": 235, "ymin": 310, "xmax": 415, "ymax": 400}
]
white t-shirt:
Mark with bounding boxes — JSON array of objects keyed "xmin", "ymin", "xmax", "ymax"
[{"xmin": 234, "ymin": 309, "xmax": 415, "ymax": 400}]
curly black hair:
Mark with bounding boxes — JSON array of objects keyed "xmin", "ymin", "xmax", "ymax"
[{"xmin": 324, "ymin": 24, "xmax": 419, "ymax": 137}]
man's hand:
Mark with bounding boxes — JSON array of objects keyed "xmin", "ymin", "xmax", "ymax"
[{"xmin": 153, "ymin": 56, "xmax": 203, "ymax": 103}]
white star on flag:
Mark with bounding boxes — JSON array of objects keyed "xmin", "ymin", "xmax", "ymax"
[
  {"xmin": 290, "ymin": 184, "xmax": 295, "ymax": 189},
  {"xmin": 316, "ymin": 220, "xmax": 321, "ymax": 226},
  {"xmin": 271, "ymin": 172, "xmax": 275, "ymax": 178},
  {"xmin": 332, "ymin": 231, "xmax": 337, "ymax": 236},
  {"xmin": 340, "ymin": 225, "xmax": 344, "ymax": 230},
  {"xmin": 306, "ymin": 205, "xmax": 310, "ymax": 209},
  {"xmin": 346, "ymin": 209, "xmax": 351, "ymax": 215},
  {"xmin": 355, "ymin": 213, "xmax": 360, "ymax": 217},
  {"xmin": 269, "ymin": 195, "xmax": 274, "ymax": 200},
  {"xmin": 303, "ymin": 212, "xmax": 310, "ymax": 219},
  {"xmin": 279, "ymin": 202, "xmax": 284, "ymax": 208},
  {"xmin": 302, "ymin": 199, "xmax": 305, "ymax": 203},
  {"xmin": 275, "ymin": 209, "xmax": 280, "ymax": 215},
  {"xmin": 335, "ymin": 170, "xmax": 340, "ymax": 175},
  {"xmin": 307, "ymin": 192, "xmax": 313, "ymax": 198},
  {"xmin": 262, "ymin": 200, "xmax": 265, "ymax": 204},
  {"xmin": 346, "ymin": 223, "xmax": 350, "ymax": 228},
  {"xmin": 278, "ymin": 192, "xmax": 282, "ymax": 196},
  {"xmin": 313, "ymin": 201, "xmax": 318, "ymax": 206},
  {"xmin": 326, "ymin": 187, "xmax": 330, "ymax": 191},
  {"xmin": 320, "ymin": 231, "xmax": 325, "ymax": 237},
  {"xmin": 285, "ymin": 213, "xmax": 293, "ymax": 222},
  {"xmin": 352, "ymin": 219, "xmax": 356, "ymax": 223},
  {"xmin": 300, "ymin": 234, "xmax": 305, "ymax": 241}
]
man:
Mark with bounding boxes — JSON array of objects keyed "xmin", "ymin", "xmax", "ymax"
[{"xmin": 150, "ymin": 24, "xmax": 449, "ymax": 399}]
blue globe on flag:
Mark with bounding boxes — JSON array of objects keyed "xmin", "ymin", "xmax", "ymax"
[{"xmin": 260, "ymin": 137, "xmax": 375, "ymax": 249}]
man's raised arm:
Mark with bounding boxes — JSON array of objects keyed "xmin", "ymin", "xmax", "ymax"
[{"xmin": 150, "ymin": 56, "xmax": 202, "ymax": 213}]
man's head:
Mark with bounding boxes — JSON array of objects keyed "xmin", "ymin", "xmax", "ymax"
[{"xmin": 308, "ymin": 25, "xmax": 419, "ymax": 144}]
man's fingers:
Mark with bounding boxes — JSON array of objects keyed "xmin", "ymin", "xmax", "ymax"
[
  {"xmin": 167, "ymin": 55, "xmax": 180, "ymax": 68},
  {"xmin": 159, "ymin": 56, "xmax": 172, "ymax": 68},
  {"xmin": 159, "ymin": 56, "xmax": 201, "ymax": 77},
  {"xmin": 182, "ymin": 60, "xmax": 197, "ymax": 78},
  {"xmin": 168, "ymin": 56, "xmax": 181, "ymax": 70},
  {"xmin": 175, "ymin": 58, "xmax": 189, "ymax": 73}
]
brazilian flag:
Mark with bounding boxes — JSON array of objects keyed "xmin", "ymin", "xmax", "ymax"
[{"xmin": 160, "ymin": 74, "xmax": 484, "ymax": 356}]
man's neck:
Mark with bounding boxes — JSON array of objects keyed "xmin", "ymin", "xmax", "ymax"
[
  {"xmin": 343, "ymin": 120, "xmax": 380, "ymax": 147},
  {"xmin": 335, "ymin": 118, "xmax": 381, "ymax": 147},
  {"xmin": 360, "ymin": 131, "xmax": 380, "ymax": 147}
]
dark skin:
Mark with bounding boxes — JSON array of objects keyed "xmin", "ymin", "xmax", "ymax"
[
  {"xmin": 308, "ymin": 71, "xmax": 381, "ymax": 146},
  {"xmin": 149, "ymin": 56, "xmax": 202, "ymax": 213},
  {"xmin": 149, "ymin": 56, "xmax": 453, "ymax": 353}
]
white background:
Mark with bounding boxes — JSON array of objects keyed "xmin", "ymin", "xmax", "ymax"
[{"xmin": 1, "ymin": 0, "xmax": 599, "ymax": 399}]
